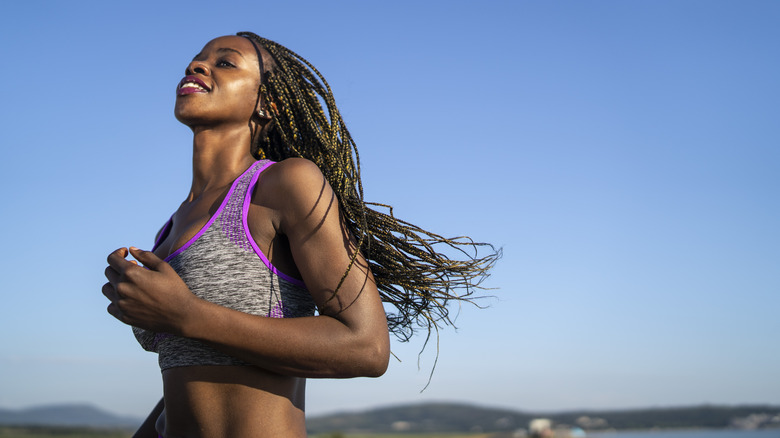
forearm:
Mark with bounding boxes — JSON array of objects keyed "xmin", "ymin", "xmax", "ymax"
[
  {"xmin": 133, "ymin": 398, "xmax": 163, "ymax": 438},
  {"xmin": 180, "ymin": 297, "xmax": 390, "ymax": 378}
]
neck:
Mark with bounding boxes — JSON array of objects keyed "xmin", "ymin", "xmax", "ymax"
[{"xmin": 188, "ymin": 125, "xmax": 257, "ymax": 201}]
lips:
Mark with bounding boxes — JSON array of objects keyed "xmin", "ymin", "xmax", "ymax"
[{"xmin": 177, "ymin": 75, "xmax": 211, "ymax": 95}]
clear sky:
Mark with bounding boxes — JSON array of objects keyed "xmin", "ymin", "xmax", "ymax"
[{"xmin": 1, "ymin": 0, "xmax": 778, "ymax": 419}]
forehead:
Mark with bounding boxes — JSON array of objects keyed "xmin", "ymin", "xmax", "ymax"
[{"xmin": 198, "ymin": 36, "xmax": 258, "ymax": 60}]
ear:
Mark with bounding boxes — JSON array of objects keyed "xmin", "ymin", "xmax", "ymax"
[
  {"xmin": 251, "ymin": 105, "xmax": 275, "ymax": 142},
  {"xmin": 253, "ymin": 88, "xmax": 272, "ymax": 122},
  {"xmin": 253, "ymin": 107, "xmax": 272, "ymax": 121}
]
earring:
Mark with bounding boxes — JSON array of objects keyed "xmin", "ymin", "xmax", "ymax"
[{"xmin": 257, "ymin": 109, "xmax": 266, "ymax": 117}]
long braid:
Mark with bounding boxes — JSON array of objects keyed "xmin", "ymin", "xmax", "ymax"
[{"xmin": 239, "ymin": 32, "xmax": 500, "ymax": 342}]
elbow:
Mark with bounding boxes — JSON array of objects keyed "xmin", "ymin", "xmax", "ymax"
[
  {"xmin": 345, "ymin": 333, "xmax": 390, "ymax": 378},
  {"xmin": 366, "ymin": 327, "xmax": 391, "ymax": 377},
  {"xmin": 358, "ymin": 339, "xmax": 390, "ymax": 378}
]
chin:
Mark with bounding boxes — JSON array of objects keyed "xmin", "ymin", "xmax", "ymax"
[
  {"xmin": 175, "ymin": 99, "xmax": 205, "ymax": 124},
  {"xmin": 174, "ymin": 108, "xmax": 204, "ymax": 127}
]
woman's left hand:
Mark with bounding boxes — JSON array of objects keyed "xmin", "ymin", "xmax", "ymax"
[{"xmin": 102, "ymin": 247, "xmax": 196, "ymax": 334}]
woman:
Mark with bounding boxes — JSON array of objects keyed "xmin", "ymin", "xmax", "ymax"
[{"xmin": 103, "ymin": 32, "xmax": 497, "ymax": 437}]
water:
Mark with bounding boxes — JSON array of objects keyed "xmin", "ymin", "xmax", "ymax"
[{"xmin": 589, "ymin": 429, "xmax": 780, "ymax": 438}]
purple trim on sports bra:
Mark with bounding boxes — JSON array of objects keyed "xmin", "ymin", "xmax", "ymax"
[
  {"xmin": 163, "ymin": 162, "xmax": 260, "ymax": 262},
  {"xmin": 241, "ymin": 161, "xmax": 307, "ymax": 288},
  {"xmin": 152, "ymin": 217, "xmax": 173, "ymax": 251}
]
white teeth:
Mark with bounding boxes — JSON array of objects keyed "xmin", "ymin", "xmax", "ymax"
[{"xmin": 180, "ymin": 82, "xmax": 205, "ymax": 90}]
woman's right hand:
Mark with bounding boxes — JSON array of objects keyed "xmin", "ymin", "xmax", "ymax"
[{"xmin": 102, "ymin": 246, "xmax": 197, "ymax": 334}]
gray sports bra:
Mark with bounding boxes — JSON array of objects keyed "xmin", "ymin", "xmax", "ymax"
[{"xmin": 133, "ymin": 160, "xmax": 316, "ymax": 370}]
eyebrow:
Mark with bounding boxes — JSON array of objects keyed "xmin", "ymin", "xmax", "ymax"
[
  {"xmin": 216, "ymin": 47, "xmax": 246, "ymax": 58},
  {"xmin": 192, "ymin": 47, "xmax": 246, "ymax": 61}
]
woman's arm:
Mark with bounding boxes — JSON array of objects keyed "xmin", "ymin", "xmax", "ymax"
[
  {"xmin": 133, "ymin": 397, "xmax": 163, "ymax": 438},
  {"xmin": 103, "ymin": 159, "xmax": 390, "ymax": 378}
]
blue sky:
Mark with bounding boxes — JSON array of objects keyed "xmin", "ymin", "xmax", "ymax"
[{"xmin": 1, "ymin": 0, "xmax": 778, "ymax": 419}]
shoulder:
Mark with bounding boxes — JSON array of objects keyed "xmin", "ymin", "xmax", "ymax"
[
  {"xmin": 255, "ymin": 158, "xmax": 335, "ymax": 219},
  {"xmin": 263, "ymin": 157, "xmax": 323, "ymax": 186},
  {"xmin": 260, "ymin": 158, "xmax": 329, "ymax": 198}
]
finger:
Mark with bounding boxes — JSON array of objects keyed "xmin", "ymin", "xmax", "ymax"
[
  {"xmin": 129, "ymin": 246, "xmax": 165, "ymax": 271},
  {"xmin": 106, "ymin": 247, "xmax": 128, "ymax": 262},
  {"xmin": 107, "ymin": 302, "xmax": 124, "ymax": 322},
  {"xmin": 104, "ymin": 266, "xmax": 120, "ymax": 285},
  {"xmin": 107, "ymin": 247, "xmax": 132, "ymax": 271},
  {"xmin": 102, "ymin": 282, "xmax": 119, "ymax": 302}
]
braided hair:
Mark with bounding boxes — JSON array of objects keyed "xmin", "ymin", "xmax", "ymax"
[{"xmin": 238, "ymin": 32, "xmax": 500, "ymax": 343}]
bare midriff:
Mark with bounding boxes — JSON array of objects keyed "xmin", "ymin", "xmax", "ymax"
[{"xmin": 158, "ymin": 366, "xmax": 307, "ymax": 437}]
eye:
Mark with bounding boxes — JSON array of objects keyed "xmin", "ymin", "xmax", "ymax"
[{"xmin": 216, "ymin": 59, "xmax": 235, "ymax": 68}]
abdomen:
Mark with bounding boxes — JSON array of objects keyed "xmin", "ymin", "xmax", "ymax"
[{"xmin": 161, "ymin": 365, "xmax": 307, "ymax": 437}]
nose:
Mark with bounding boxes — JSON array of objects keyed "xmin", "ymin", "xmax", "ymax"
[{"xmin": 185, "ymin": 60, "xmax": 210, "ymax": 76}]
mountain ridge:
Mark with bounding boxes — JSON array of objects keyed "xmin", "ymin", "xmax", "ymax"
[
  {"xmin": 1, "ymin": 401, "xmax": 778, "ymax": 433},
  {"xmin": 0, "ymin": 403, "xmax": 140, "ymax": 428},
  {"xmin": 305, "ymin": 402, "xmax": 780, "ymax": 434}
]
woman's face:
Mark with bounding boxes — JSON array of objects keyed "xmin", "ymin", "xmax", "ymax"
[{"xmin": 174, "ymin": 35, "xmax": 262, "ymax": 127}]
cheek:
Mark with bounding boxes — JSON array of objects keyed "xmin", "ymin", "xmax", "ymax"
[
  {"xmin": 231, "ymin": 79, "xmax": 262, "ymax": 107},
  {"xmin": 225, "ymin": 89, "xmax": 260, "ymax": 118}
]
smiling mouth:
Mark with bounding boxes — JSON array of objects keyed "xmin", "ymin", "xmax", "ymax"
[{"xmin": 177, "ymin": 76, "xmax": 211, "ymax": 95}]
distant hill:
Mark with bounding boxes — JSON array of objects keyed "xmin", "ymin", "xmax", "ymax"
[
  {"xmin": 0, "ymin": 404, "xmax": 140, "ymax": 428},
  {"xmin": 2, "ymin": 401, "xmax": 778, "ymax": 434},
  {"xmin": 308, "ymin": 402, "xmax": 535, "ymax": 434},
  {"xmin": 305, "ymin": 402, "xmax": 780, "ymax": 434}
]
